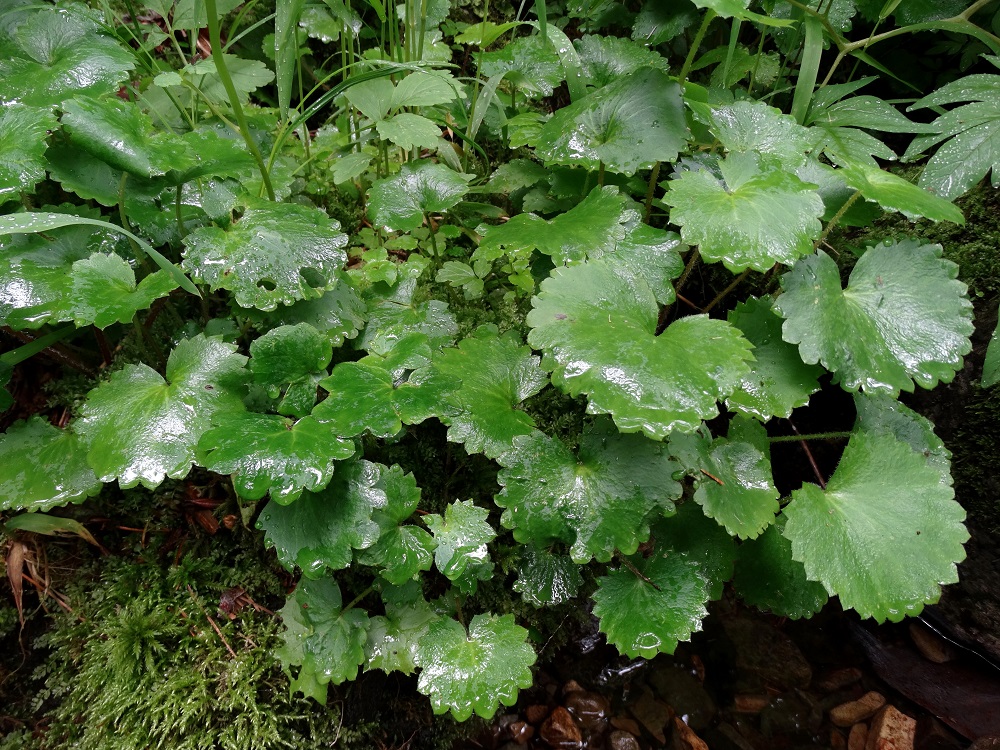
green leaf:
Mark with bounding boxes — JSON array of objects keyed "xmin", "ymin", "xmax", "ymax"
[
  {"xmin": 275, "ymin": 0, "xmax": 306, "ymax": 117},
  {"xmin": 376, "ymin": 113, "xmax": 441, "ymax": 150},
  {"xmin": 368, "ymin": 161, "xmax": 472, "ymax": 233},
  {"xmin": 527, "ymin": 259, "xmax": 754, "ymax": 438},
  {"xmin": 664, "ymin": 154, "xmax": 824, "ymax": 273},
  {"xmin": 455, "ymin": 20, "xmax": 523, "ymax": 46},
  {"xmin": 365, "ymin": 582, "xmax": 439, "ymax": 674},
  {"xmin": 478, "ymin": 35, "xmax": 564, "ymax": 97},
  {"xmin": 415, "ymin": 614, "xmax": 536, "ymax": 721},
  {"xmin": 984, "ymin": 319, "xmax": 1000, "ymax": 388},
  {"xmin": 390, "ymin": 71, "xmax": 460, "ymax": 110},
  {"xmin": 692, "ymin": 0, "xmax": 794, "ymax": 25},
  {"xmin": 774, "ymin": 241, "xmax": 974, "ymax": 394},
  {"xmin": 255, "ymin": 273, "xmax": 366, "ymax": 347},
  {"xmin": 652, "ymin": 502, "xmax": 736, "ymax": 600},
  {"xmin": 182, "ymin": 201, "xmax": 348, "ymax": 310},
  {"xmin": 61, "ymin": 96, "xmax": 194, "ymax": 178},
  {"xmin": 250, "ymin": 323, "xmax": 332, "ymax": 418},
  {"xmin": 783, "ymin": 432, "xmax": 968, "ymax": 622},
  {"xmin": 497, "ymin": 423, "xmax": 680, "ymax": 562},
  {"xmin": 0, "ymin": 7, "xmax": 134, "ymax": 108},
  {"xmin": 259, "ymin": 459, "xmax": 391, "ymax": 577},
  {"xmin": 706, "ymin": 100, "xmax": 812, "ymax": 166},
  {"xmin": 838, "ymin": 162, "xmax": 965, "ymax": 224},
  {"xmin": 197, "ymin": 413, "xmax": 353, "ymax": 504},
  {"xmin": 852, "ymin": 392, "xmax": 951, "ymax": 484},
  {"xmin": 535, "ymin": 68, "xmax": 688, "ymax": 175},
  {"xmin": 355, "ymin": 466, "xmax": 436, "ymax": 584},
  {"xmin": 732, "ymin": 515, "xmax": 829, "ymax": 619},
  {"xmin": 0, "ymin": 417, "xmax": 102, "ymax": 512},
  {"xmin": 574, "ymin": 34, "xmax": 669, "ymax": 89},
  {"xmin": 428, "ymin": 326, "xmax": 548, "ymax": 458},
  {"xmin": 70, "ymin": 253, "xmax": 178, "ymax": 329},
  {"xmin": 0, "ymin": 104, "xmax": 57, "ymax": 203},
  {"xmin": 513, "ymin": 545, "xmax": 583, "ymax": 607},
  {"xmin": 726, "ymin": 297, "xmax": 823, "ymax": 421},
  {"xmin": 669, "ymin": 421, "xmax": 779, "ymax": 539},
  {"xmin": 632, "ymin": 0, "xmax": 700, "ymax": 45},
  {"xmin": 592, "ymin": 552, "xmax": 709, "ymax": 659},
  {"xmin": 180, "ymin": 54, "xmax": 276, "ymax": 104},
  {"xmin": 77, "ymin": 335, "xmax": 247, "ymax": 489},
  {"xmin": 4, "ymin": 512, "xmax": 101, "ymax": 547},
  {"xmin": 425, "ymin": 500, "xmax": 496, "ymax": 594},
  {"xmin": 276, "ymin": 578, "xmax": 370, "ymax": 703}
]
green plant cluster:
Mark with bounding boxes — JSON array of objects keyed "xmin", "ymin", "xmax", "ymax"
[{"xmin": 1, "ymin": 0, "xmax": 999, "ymax": 726}]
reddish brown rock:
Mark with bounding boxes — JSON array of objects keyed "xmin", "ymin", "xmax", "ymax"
[
  {"xmin": 525, "ymin": 704, "xmax": 550, "ymax": 725},
  {"xmin": 732, "ymin": 694, "xmax": 770, "ymax": 713},
  {"xmin": 830, "ymin": 691, "xmax": 886, "ymax": 727},
  {"xmin": 540, "ymin": 706, "xmax": 582, "ymax": 749},
  {"xmin": 509, "ymin": 721, "xmax": 534, "ymax": 745},
  {"xmin": 608, "ymin": 730, "xmax": 641, "ymax": 750},
  {"xmin": 866, "ymin": 706, "xmax": 916, "ymax": 750},
  {"xmin": 630, "ymin": 687, "xmax": 672, "ymax": 744},
  {"xmin": 849, "ymin": 723, "xmax": 868, "ymax": 750},
  {"xmin": 564, "ymin": 690, "xmax": 610, "ymax": 731},
  {"xmin": 562, "ymin": 680, "xmax": 585, "ymax": 695},
  {"xmin": 672, "ymin": 716, "xmax": 709, "ymax": 750},
  {"xmin": 611, "ymin": 716, "xmax": 643, "ymax": 736},
  {"xmin": 832, "ymin": 729, "xmax": 847, "ymax": 750},
  {"xmin": 817, "ymin": 668, "xmax": 864, "ymax": 692}
]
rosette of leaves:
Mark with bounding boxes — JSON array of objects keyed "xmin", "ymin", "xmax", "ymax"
[
  {"xmin": 496, "ymin": 420, "xmax": 681, "ymax": 563},
  {"xmin": 344, "ymin": 71, "xmax": 459, "ymax": 150},
  {"xmin": 774, "ymin": 240, "xmax": 973, "ymax": 394},
  {"xmin": 527, "ymin": 258, "xmax": 754, "ymax": 438}
]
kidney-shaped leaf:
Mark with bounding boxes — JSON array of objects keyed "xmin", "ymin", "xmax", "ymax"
[
  {"xmin": 0, "ymin": 417, "xmax": 102, "ymax": 512},
  {"xmin": 276, "ymin": 577, "xmax": 370, "ymax": 703},
  {"xmin": 415, "ymin": 613, "xmax": 536, "ymax": 721},
  {"xmin": 70, "ymin": 253, "xmax": 178, "ymax": 329},
  {"xmin": 197, "ymin": 413, "xmax": 353, "ymax": 504},
  {"xmin": 593, "ymin": 552, "xmax": 709, "ymax": 659},
  {"xmin": 425, "ymin": 500, "xmax": 496, "ymax": 594},
  {"xmin": 77, "ymin": 335, "xmax": 248, "ymax": 489},
  {"xmin": 784, "ymin": 432, "xmax": 967, "ymax": 622},
  {"xmin": 535, "ymin": 68, "xmax": 688, "ymax": 176},
  {"xmin": 365, "ymin": 582, "xmax": 439, "ymax": 675},
  {"xmin": 250, "ymin": 323, "xmax": 332, "ymax": 417},
  {"xmin": 182, "ymin": 201, "xmax": 348, "ymax": 310},
  {"xmin": 527, "ymin": 259, "xmax": 754, "ymax": 438},
  {"xmin": 775, "ymin": 241, "xmax": 973, "ymax": 394},
  {"xmin": 0, "ymin": 104, "xmax": 57, "ymax": 203},
  {"xmin": 496, "ymin": 423, "xmax": 681, "ymax": 563},
  {"xmin": 368, "ymin": 160, "xmax": 472, "ymax": 232}
]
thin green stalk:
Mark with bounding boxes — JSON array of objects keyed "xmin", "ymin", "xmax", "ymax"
[
  {"xmin": 204, "ymin": 0, "xmax": 275, "ymax": 200},
  {"xmin": 674, "ymin": 249, "xmax": 701, "ymax": 297},
  {"xmin": 643, "ymin": 162, "xmax": 661, "ymax": 222},
  {"xmin": 343, "ymin": 587, "xmax": 375, "ymax": 612},
  {"xmin": 679, "ymin": 9, "xmax": 716, "ymax": 81},
  {"xmin": 769, "ymin": 431, "xmax": 852, "ymax": 443},
  {"xmin": 0, "ymin": 326, "xmax": 77, "ymax": 367},
  {"xmin": 818, "ymin": 190, "xmax": 862, "ymax": 245},
  {"xmin": 597, "ymin": 162, "xmax": 605, "ymax": 188}
]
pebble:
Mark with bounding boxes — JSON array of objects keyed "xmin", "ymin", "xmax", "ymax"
[
  {"xmin": 724, "ymin": 618, "xmax": 813, "ymax": 690},
  {"xmin": 830, "ymin": 691, "xmax": 886, "ymax": 727},
  {"xmin": 817, "ymin": 668, "xmax": 864, "ymax": 692},
  {"xmin": 673, "ymin": 716, "xmax": 710, "ymax": 750},
  {"xmin": 866, "ymin": 705, "xmax": 916, "ymax": 750},
  {"xmin": 563, "ymin": 680, "xmax": 585, "ymax": 695},
  {"xmin": 508, "ymin": 720, "xmax": 534, "ymax": 745},
  {"xmin": 908, "ymin": 622, "xmax": 955, "ymax": 664},
  {"xmin": 611, "ymin": 716, "xmax": 643, "ymax": 736},
  {"xmin": 525, "ymin": 704, "xmax": 549, "ymax": 725},
  {"xmin": 564, "ymin": 690, "xmax": 610, "ymax": 731},
  {"xmin": 732, "ymin": 694, "xmax": 770, "ymax": 713},
  {"xmin": 608, "ymin": 730, "xmax": 641, "ymax": 750},
  {"xmin": 540, "ymin": 706, "xmax": 582, "ymax": 749},
  {"xmin": 849, "ymin": 723, "xmax": 868, "ymax": 750},
  {"xmin": 629, "ymin": 687, "xmax": 672, "ymax": 743},
  {"xmin": 649, "ymin": 664, "xmax": 717, "ymax": 729}
]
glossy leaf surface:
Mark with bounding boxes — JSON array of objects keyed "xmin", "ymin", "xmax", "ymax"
[
  {"xmin": 652, "ymin": 502, "xmax": 736, "ymax": 600},
  {"xmin": 496, "ymin": 423, "xmax": 680, "ymax": 562},
  {"xmin": 527, "ymin": 259, "xmax": 754, "ymax": 438},
  {"xmin": 775, "ymin": 241, "xmax": 973, "ymax": 394},
  {"xmin": 250, "ymin": 323, "xmax": 332, "ymax": 418},
  {"xmin": 853, "ymin": 393, "xmax": 951, "ymax": 484},
  {"xmin": 415, "ymin": 614, "xmax": 536, "ymax": 721},
  {"xmin": 0, "ymin": 105, "xmax": 56, "ymax": 202},
  {"xmin": 513, "ymin": 545, "xmax": 583, "ymax": 607},
  {"xmin": 182, "ymin": 201, "xmax": 348, "ymax": 310},
  {"xmin": 197, "ymin": 413, "xmax": 353, "ymax": 503},
  {"xmin": 368, "ymin": 161, "xmax": 472, "ymax": 232},
  {"xmin": 425, "ymin": 500, "xmax": 495, "ymax": 594},
  {"xmin": 0, "ymin": 417, "xmax": 102, "ymax": 512},
  {"xmin": 365, "ymin": 582, "xmax": 438, "ymax": 674},
  {"xmin": 77, "ymin": 336, "xmax": 247, "ymax": 489},
  {"xmin": 593, "ymin": 552, "xmax": 709, "ymax": 659},
  {"xmin": 70, "ymin": 253, "xmax": 177, "ymax": 329},
  {"xmin": 784, "ymin": 432, "xmax": 968, "ymax": 622}
]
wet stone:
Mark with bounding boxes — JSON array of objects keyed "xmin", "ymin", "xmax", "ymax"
[
  {"xmin": 831, "ymin": 729, "xmax": 847, "ymax": 750},
  {"xmin": 908, "ymin": 622, "xmax": 956, "ymax": 664},
  {"xmin": 648, "ymin": 664, "xmax": 717, "ymax": 730},
  {"xmin": 759, "ymin": 693, "xmax": 823, "ymax": 741},
  {"xmin": 672, "ymin": 716, "xmax": 709, "ymax": 750},
  {"xmin": 564, "ymin": 690, "xmax": 610, "ymax": 732},
  {"xmin": 866, "ymin": 705, "xmax": 915, "ymax": 750},
  {"xmin": 630, "ymin": 687, "xmax": 672, "ymax": 744},
  {"xmin": 608, "ymin": 730, "xmax": 641, "ymax": 750},
  {"xmin": 817, "ymin": 668, "xmax": 864, "ymax": 692},
  {"xmin": 732, "ymin": 694, "xmax": 770, "ymax": 713},
  {"xmin": 723, "ymin": 618, "xmax": 813, "ymax": 690},
  {"xmin": 526, "ymin": 704, "xmax": 550, "ymax": 725},
  {"xmin": 540, "ymin": 706, "xmax": 582, "ymax": 749},
  {"xmin": 849, "ymin": 723, "xmax": 868, "ymax": 750},
  {"xmin": 509, "ymin": 721, "xmax": 534, "ymax": 745},
  {"xmin": 830, "ymin": 691, "xmax": 886, "ymax": 727},
  {"xmin": 611, "ymin": 716, "xmax": 643, "ymax": 737}
]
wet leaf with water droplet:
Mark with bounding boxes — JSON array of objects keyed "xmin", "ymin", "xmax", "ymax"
[
  {"xmin": 425, "ymin": 500, "xmax": 495, "ymax": 594},
  {"xmin": 365, "ymin": 581, "xmax": 439, "ymax": 674},
  {"xmin": 250, "ymin": 323, "xmax": 332, "ymax": 418},
  {"xmin": 70, "ymin": 253, "xmax": 178, "ymax": 329},
  {"xmin": 0, "ymin": 105, "xmax": 57, "ymax": 203},
  {"xmin": 513, "ymin": 545, "xmax": 583, "ymax": 606},
  {"xmin": 368, "ymin": 160, "xmax": 472, "ymax": 232},
  {"xmin": 652, "ymin": 502, "xmax": 736, "ymax": 600}
]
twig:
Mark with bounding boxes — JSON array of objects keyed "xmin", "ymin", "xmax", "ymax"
[
  {"xmin": 699, "ymin": 468, "xmax": 725, "ymax": 485},
  {"xmin": 788, "ymin": 419, "xmax": 826, "ymax": 489},
  {"xmin": 187, "ymin": 584, "xmax": 237, "ymax": 658},
  {"xmin": 618, "ymin": 553, "xmax": 662, "ymax": 591}
]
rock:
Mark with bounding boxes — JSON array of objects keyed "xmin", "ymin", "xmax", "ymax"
[
  {"xmin": 629, "ymin": 687, "xmax": 672, "ymax": 744},
  {"xmin": 817, "ymin": 668, "xmax": 864, "ymax": 692},
  {"xmin": 649, "ymin": 664, "xmax": 717, "ymax": 729},
  {"xmin": 525, "ymin": 704, "xmax": 550, "ymax": 725},
  {"xmin": 830, "ymin": 691, "xmax": 887, "ymax": 727},
  {"xmin": 608, "ymin": 730, "xmax": 641, "ymax": 750},
  {"xmin": 866, "ymin": 706, "xmax": 916, "ymax": 750},
  {"xmin": 832, "ymin": 729, "xmax": 847, "ymax": 750},
  {"xmin": 673, "ymin": 716, "xmax": 710, "ymax": 750},
  {"xmin": 760, "ymin": 693, "xmax": 823, "ymax": 740},
  {"xmin": 611, "ymin": 716, "xmax": 643, "ymax": 736},
  {"xmin": 969, "ymin": 739, "xmax": 1000, "ymax": 750},
  {"xmin": 564, "ymin": 690, "xmax": 610, "ymax": 732},
  {"xmin": 540, "ymin": 707, "xmax": 582, "ymax": 749},
  {"xmin": 509, "ymin": 721, "xmax": 534, "ymax": 745},
  {"xmin": 909, "ymin": 622, "xmax": 956, "ymax": 664},
  {"xmin": 732, "ymin": 694, "xmax": 770, "ymax": 713},
  {"xmin": 563, "ymin": 680, "xmax": 585, "ymax": 695},
  {"xmin": 723, "ymin": 618, "xmax": 813, "ymax": 690},
  {"xmin": 849, "ymin": 723, "xmax": 868, "ymax": 750}
]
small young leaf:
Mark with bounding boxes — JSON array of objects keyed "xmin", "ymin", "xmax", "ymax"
[
  {"xmin": 276, "ymin": 578, "xmax": 370, "ymax": 703},
  {"xmin": 732, "ymin": 515, "xmax": 829, "ymax": 619},
  {"xmin": 259, "ymin": 459, "xmax": 389, "ymax": 576},
  {"xmin": 197, "ymin": 413, "xmax": 354, "ymax": 504},
  {"xmin": 592, "ymin": 552, "xmax": 709, "ymax": 659},
  {"xmin": 182, "ymin": 201, "xmax": 348, "ymax": 311},
  {"xmin": 425, "ymin": 500, "xmax": 496, "ymax": 594},
  {"xmin": 368, "ymin": 161, "xmax": 472, "ymax": 232},
  {"xmin": 527, "ymin": 259, "xmax": 754, "ymax": 438},
  {"xmin": 365, "ymin": 582, "xmax": 439, "ymax": 674},
  {"xmin": 784, "ymin": 432, "xmax": 968, "ymax": 622},
  {"xmin": 669, "ymin": 421, "xmax": 779, "ymax": 539},
  {"xmin": 513, "ymin": 545, "xmax": 583, "ymax": 607},
  {"xmin": 496, "ymin": 423, "xmax": 681, "ymax": 563},
  {"xmin": 70, "ymin": 253, "xmax": 178, "ymax": 329},
  {"xmin": 415, "ymin": 614, "xmax": 536, "ymax": 721},
  {"xmin": 250, "ymin": 323, "xmax": 332, "ymax": 418},
  {"xmin": 376, "ymin": 113, "xmax": 441, "ymax": 150},
  {"xmin": 775, "ymin": 241, "xmax": 973, "ymax": 395},
  {"xmin": 0, "ymin": 418, "xmax": 102, "ymax": 512},
  {"xmin": 77, "ymin": 335, "xmax": 248, "ymax": 489}
]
